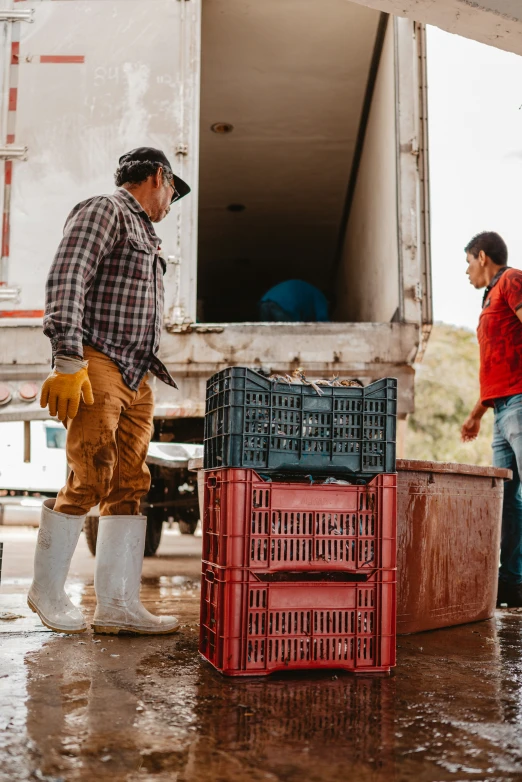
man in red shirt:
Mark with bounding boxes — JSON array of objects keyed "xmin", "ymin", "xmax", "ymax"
[{"xmin": 461, "ymin": 231, "xmax": 522, "ymax": 607}]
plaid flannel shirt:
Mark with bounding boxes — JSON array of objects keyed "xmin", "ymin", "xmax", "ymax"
[{"xmin": 43, "ymin": 188, "xmax": 177, "ymax": 391}]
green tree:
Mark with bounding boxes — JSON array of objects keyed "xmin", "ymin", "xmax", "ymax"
[{"xmin": 406, "ymin": 323, "xmax": 494, "ymax": 465}]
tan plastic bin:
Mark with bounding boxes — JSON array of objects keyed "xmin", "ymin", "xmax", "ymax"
[
  {"xmin": 191, "ymin": 456, "xmax": 510, "ymax": 635},
  {"xmin": 396, "ymin": 459, "xmax": 511, "ymax": 634}
]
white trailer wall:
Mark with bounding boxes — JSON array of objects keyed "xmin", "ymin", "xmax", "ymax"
[
  {"xmin": 0, "ymin": 0, "xmax": 201, "ymax": 324},
  {"xmin": 335, "ymin": 23, "xmax": 399, "ymax": 323}
]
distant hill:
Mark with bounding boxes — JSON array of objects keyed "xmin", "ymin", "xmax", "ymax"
[{"xmin": 405, "ymin": 323, "xmax": 494, "ymax": 465}]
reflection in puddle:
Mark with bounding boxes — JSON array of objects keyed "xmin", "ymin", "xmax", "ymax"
[
  {"xmin": 496, "ymin": 612, "xmax": 522, "ymax": 727},
  {"xmin": 23, "ymin": 635, "xmax": 199, "ymax": 780},
  {"xmin": 4, "ymin": 616, "xmax": 522, "ymax": 782},
  {"xmin": 4, "ymin": 542, "xmax": 522, "ymax": 782},
  {"xmin": 141, "ymin": 575, "xmax": 201, "ymax": 600},
  {"xmin": 200, "ymin": 673, "xmax": 394, "ymax": 749},
  {"xmin": 0, "ymin": 633, "xmax": 47, "ymax": 780}
]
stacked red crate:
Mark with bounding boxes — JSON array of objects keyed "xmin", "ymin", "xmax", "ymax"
[{"xmin": 199, "ymin": 468, "xmax": 397, "ymax": 676}]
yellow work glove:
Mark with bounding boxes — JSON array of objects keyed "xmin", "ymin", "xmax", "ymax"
[{"xmin": 40, "ymin": 358, "xmax": 94, "ymax": 421}]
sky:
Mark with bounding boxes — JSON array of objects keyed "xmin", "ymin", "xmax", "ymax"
[{"xmin": 427, "ymin": 25, "xmax": 522, "ymax": 330}]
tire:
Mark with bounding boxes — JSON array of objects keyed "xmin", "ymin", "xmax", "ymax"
[
  {"xmin": 84, "ymin": 516, "xmax": 99, "ymax": 556},
  {"xmin": 83, "ymin": 513, "xmax": 163, "ymax": 557},
  {"xmin": 178, "ymin": 519, "xmax": 198, "ymax": 535},
  {"xmin": 144, "ymin": 510, "xmax": 163, "ymax": 556}
]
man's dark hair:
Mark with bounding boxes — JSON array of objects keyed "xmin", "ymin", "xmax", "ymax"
[
  {"xmin": 114, "ymin": 161, "xmax": 171, "ymax": 188},
  {"xmin": 464, "ymin": 231, "xmax": 508, "ymax": 266}
]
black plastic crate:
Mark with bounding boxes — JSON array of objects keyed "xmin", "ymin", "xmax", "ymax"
[{"xmin": 204, "ymin": 368, "xmax": 397, "ymax": 477}]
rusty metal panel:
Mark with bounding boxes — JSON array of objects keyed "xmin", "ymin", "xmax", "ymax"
[
  {"xmin": 0, "ymin": 321, "xmax": 420, "ymax": 420},
  {"xmin": 396, "ymin": 459, "xmax": 511, "ymax": 635},
  {"xmin": 158, "ymin": 322, "xmax": 420, "ymax": 368}
]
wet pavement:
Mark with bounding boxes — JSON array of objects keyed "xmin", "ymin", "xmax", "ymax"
[{"xmin": 2, "ymin": 527, "xmax": 522, "ymax": 782}]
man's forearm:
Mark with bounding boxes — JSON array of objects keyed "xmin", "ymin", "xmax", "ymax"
[{"xmin": 470, "ymin": 398, "xmax": 488, "ymax": 420}]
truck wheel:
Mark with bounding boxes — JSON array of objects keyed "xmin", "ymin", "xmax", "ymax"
[
  {"xmin": 178, "ymin": 519, "xmax": 198, "ymax": 535},
  {"xmin": 84, "ymin": 516, "xmax": 99, "ymax": 556},
  {"xmin": 83, "ymin": 513, "xmax": 163, "ymax": 556},
  {"xmin": 144, "ymin": 509, "xmax": 163, "ymax": 557}
]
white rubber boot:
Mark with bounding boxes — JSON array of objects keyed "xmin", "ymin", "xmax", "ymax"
[
  {"xmin": 27, "ymin": 499, "xmax": 87, "ymax": 633},
  {"xmin": 92, "ymin": 515, "xmax": 180, "ymax": 635}
]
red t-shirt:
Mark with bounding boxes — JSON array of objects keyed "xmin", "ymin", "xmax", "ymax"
[{"xmin": 478, "ymin": 267, "xmax": 522, "ymax": 404}]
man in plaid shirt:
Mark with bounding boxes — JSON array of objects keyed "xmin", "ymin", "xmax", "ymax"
[{"xmin": 28, "ymin": 148, "xmax": 190, "ymax": 636}]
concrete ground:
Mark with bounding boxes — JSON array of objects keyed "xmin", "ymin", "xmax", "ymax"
[{"xmin": 1, "ymin": 526, "xmax": 522, "ymax": 782}]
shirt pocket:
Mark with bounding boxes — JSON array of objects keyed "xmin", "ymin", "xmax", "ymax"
[{"xmin": 125, "ymin": 236, "xmax": 154, "ymax": 280}]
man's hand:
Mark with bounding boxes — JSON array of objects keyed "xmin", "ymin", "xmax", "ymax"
[
  {"xmin": 461, "ymin": 398, "xmax": 488, "ymax": 442},
  {"xmin": 40, "ymin": 366, "xmax": 94, "ymax": 421},
  {"xmin": 461, "ymin": 415, "xmax": 481, "ymax": 442}
]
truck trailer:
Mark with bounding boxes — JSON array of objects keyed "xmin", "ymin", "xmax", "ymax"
[{"xmin": 0, "ymin": 0, "xmax": 431, "ymax": 551}]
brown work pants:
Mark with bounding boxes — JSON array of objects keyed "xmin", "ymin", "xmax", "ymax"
[{"xmin": 54, "ymin": 347, "xmax": 153, "ymax": 517}]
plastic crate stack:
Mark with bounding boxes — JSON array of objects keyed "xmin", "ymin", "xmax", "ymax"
[{"xmin": 199, "ymin": 367, "xmax": 398, "ymax": 676}]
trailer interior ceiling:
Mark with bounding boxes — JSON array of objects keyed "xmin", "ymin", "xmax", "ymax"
[{"xmin": 198, "ymin": 0, "xmax": 397, "ymax": 323}]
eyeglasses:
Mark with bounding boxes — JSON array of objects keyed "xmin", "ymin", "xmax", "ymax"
[{"xmin": 166, "ymin": 177, "xmax": 180, "ymax": 204}]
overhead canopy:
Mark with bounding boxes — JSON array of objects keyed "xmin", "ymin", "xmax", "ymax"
[{"xmin": 342, "ymin": 0, "xmax": 522, "ymax": 56}]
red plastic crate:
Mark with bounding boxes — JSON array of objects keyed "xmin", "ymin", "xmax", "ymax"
[
  {"xmin": 202, "ymin": 469, "xmax": 396, "ymax": 572},
  {"xmin": 199, "ymin": 564, "xmax": 396, "ymax": 676}
]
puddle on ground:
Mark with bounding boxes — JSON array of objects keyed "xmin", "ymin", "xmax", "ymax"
[{"xmin": 2, "ymin": 554, "xmax": 522, "ymax": 781}]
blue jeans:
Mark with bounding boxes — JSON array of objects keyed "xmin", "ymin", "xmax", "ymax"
[{"xmin": 492, "ymin": 393, "xmax": 522, "ymax": 584}]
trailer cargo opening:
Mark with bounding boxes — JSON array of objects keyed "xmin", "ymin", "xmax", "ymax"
[{"xmin": 197, "ymin": 0, "xmax": 422, "ymax": 326}]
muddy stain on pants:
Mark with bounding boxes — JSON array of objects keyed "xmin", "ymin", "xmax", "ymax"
[{"xmin": 54, "ymin": 346, "xmax": 153, "ymax": 517}]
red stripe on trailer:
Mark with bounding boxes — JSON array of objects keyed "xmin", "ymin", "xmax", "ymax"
[
  {"xmin": 40, "ymin": 55, "xmax": 85, "ymax": 64},
  {"xmin": 1, "ymin": 213, "xmax": 10, "ymax": 258},
  {"xmin": 2, "ymin": 23, "xmax": 20, "ymax": 278},
  {"xmin": 8, "ymin": 89, "xmax": 17, "ymax": 112},
  {"xmin": 0, "ymin": 310, "xmax": 45, "ymax": 318}
]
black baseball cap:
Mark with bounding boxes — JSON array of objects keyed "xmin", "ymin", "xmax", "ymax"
[{"xmin": 118, "ymin": 147, "xmax": 191, "ymax": 203}]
